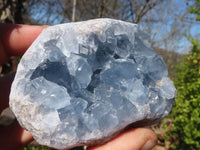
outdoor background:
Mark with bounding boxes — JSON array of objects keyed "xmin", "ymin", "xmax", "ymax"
[{"xmin": 0, "ymin": 0, "xmax": 199, "ymax": 150}]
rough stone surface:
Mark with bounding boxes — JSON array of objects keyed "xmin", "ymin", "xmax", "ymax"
[{"xmin": 9, "ymin": 18, "xmax": 176, "ymax": 149}]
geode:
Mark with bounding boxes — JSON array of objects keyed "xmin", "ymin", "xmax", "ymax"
[{"xmin": 9, "ymin": 18, "xmax": 176, "ymax": 149}]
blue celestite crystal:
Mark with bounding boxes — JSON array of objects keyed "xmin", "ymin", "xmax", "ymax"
[{"xmin": 9, "ymin": 18, "xmax": 176, "ymax": 149}]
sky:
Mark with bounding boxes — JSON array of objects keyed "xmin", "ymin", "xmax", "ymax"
[
  {"xmin": 29, "ymin": 0, "xmax": 200, "ymax": 54},
  {"xmin": 175, "ymin": 0, "xmax": 200, "ymax": 37},
  {"xmin": 143, "ymin": 0, "xmax": 200, "ymax": 53}
]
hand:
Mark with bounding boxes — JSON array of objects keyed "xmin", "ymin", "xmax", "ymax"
[
  {"xmin": 0, "ymin": 24, "xmax": 46, "ymax": 150},
  {"xmin": 0, "ymin": 24, "xmax": 157, "ymax": 150}
]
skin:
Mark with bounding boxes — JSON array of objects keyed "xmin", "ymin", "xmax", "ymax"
[{"xmin": 0, "ymin": 24, "xmax": 157, "ymax": 150}]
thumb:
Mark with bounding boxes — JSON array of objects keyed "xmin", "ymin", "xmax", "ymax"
[{"xmin": 88, "ymin": 127, "xmax": 157, "ymax": 150}]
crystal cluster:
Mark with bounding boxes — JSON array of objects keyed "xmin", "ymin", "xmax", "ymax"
[{"xmin": 9, "ymin": 18, "xmax": 176, "ymax": 149}]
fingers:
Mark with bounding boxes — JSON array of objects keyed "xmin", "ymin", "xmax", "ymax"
[
  {"xmin": 88, "ymin": 127, "xmax": 157, "ymax": 150},
  {"xmin": 0, "ymin": 121, "xmax": 33, "ymax": 150},
  {"xmin": 0, "ymin": 24, "xmax": 46, "ymax": 149},
  {"xmin": 0, "ymin": 24, "xmax": 47, "ymax": 65},
  {"xmin": 0, "ymin": 24, "xmax": 47, "ymax": 110},
  {"xmin": 0, "ymin": 73, "xmax": 15, "ymax": 113},
  {"xmin": 0, "ymin": 73, "xmax": 33, "ymax": 150}
]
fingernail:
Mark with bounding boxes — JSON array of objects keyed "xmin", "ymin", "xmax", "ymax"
[{"xmin": 141, "ymin": 140, "xmax": 156, "ymax": 150}]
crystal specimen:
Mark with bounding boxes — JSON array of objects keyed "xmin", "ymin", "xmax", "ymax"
[{"xmin": 9, "ymin": 18, "xmax": 176, "ymax": 149}]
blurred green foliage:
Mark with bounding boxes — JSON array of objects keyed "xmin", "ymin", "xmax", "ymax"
[
  {"xmin": 23, "ymin": 146, "xmax": 53, "ymax": 150},
  {"xmin": 189, "ymin": 0, "xmax": 200, "ymax": 21},
  {"xmin": 167, "ymin": 40, "xmax": 200, "ymax": 149}
]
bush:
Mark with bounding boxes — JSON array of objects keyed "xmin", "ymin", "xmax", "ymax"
[{"xmin": 167, "ymin": 40, "xmax": 200, "ymax": 149}]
